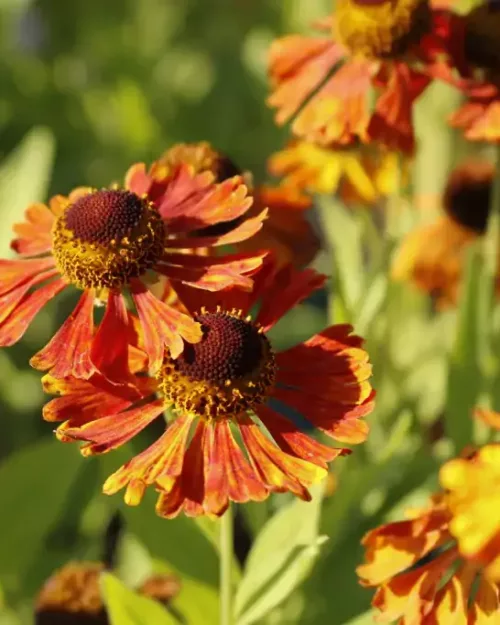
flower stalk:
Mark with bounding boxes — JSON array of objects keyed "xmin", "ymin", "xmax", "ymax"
[{"xmin": 220, "ymin": 504, "xmax": 234, "ymax": 625}]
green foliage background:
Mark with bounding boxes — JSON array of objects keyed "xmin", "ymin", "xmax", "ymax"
[{"xmin": 0, "ymin": 0, "xmax": 497, "ymax": 624}]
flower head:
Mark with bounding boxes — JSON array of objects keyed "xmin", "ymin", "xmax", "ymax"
[
  {"xmin": 43, "ymin": 260, "xmax": 374, "ymax": 518},
  {"xmin": 357, "ymin": 447, "xmax": 500, "ymax": 622},
  {"xmin": 391, "ymin": 158, "xmax": 495, "ymax": 306},
  {"xmin": 267, "ymin": 3, "xmax": 455, "ymax": 153},
  {"xmin": 269, "ymin": 139, "xmax": 403, "ymax": 204},
  {"xmin": 0, "ymin": 152, "xmax": 266, "ymax": 381},
  {"xmin": 155, "ymin": 142, "xmax": 320, "ymax": 267},
  {"xmin": 35, "ymin": 562, "xmax": 180, "ymax": 625}
]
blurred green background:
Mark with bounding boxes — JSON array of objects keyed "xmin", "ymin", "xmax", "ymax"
[{"xmin": 0, "ymin": 1, "xmax": 493, "ymax": 624}]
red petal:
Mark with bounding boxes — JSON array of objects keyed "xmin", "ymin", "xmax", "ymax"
[
  {"xmin": 204, "ymin": 420, "xmax": 268, "ymax": 515},
  {"xmin": 62, "ymin": 398, "xmax": 164, "ymax": 455},
  {"xmin": 159, "ymin": 252, "xmax": 265, "ymax": 292},
  {"xmin": 131, "ymin": 280, "xmax": 202, "ymax": 370},
  {"xmin": 155, "ymin": 420, "xmax": 208, "ymax": 519},
  {"xmin": 90, "ymin": 291, "xmax": 131, "ymax": 383},
  {"xmin": 0, "ymin": 268, "xmax": 58, "ymax": 326},
  {"xmin": 161, "ymin": 168, "xmax": 253, "ymax": 234},
  {"xmin": 166, "ymin": 209, "xmax": 268, "ymax": 249},
  {"xmin": 103, "ymin": 413, "xmax": 195, "ymax": 505},
  {"xmin": 0, "ymin": 278, "xmax": 66, "ymax": 346},
  {"xmin": 238, "ymin": 417, "xmax": 326, "ymax": 500},
  {"xmin": 42, "ymin": 373, "xmax": 146, "ymax": 425},
  {"xmin": 256, "ymin": 265, "xmax": 326, "ymax": 331},
  {"xmin": 0, "ymin": 257, "xmax": 56, "ymax": 296},
  {"xmin": 256, "ymin": 404, "xmax": 346, "ymax": 468},
  {"xmin": 11, "ymin": 202, "xmax": 55, "ymax": 256},
  {"xmin": 30, "ymin": 290, "xmax": 95, "ymax": 379}
]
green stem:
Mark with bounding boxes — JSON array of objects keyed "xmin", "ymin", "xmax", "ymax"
[
  {"xmin": 220, "ymin": 504, "xmax": 234, "ymax": 625},
  {"xmin": 485, "ymin": 146, "xmax": 500, "ymax": 292}
]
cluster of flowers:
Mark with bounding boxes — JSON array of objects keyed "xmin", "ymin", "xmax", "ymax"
[{"xmin": 0, "ymin": 141, "xmax": 374, "ymax": 518}]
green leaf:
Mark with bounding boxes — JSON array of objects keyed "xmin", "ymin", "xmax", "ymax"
[
  {"xmin": 235, "ymin": 485, "xmax": 326, "ymax": 625},
  {"xmin": 445, "ymin": 244, "xmax": 486, "ymax": 450},
  {"xmin": 0, "ymin": 439, "xmax": 82, "ymax": 584},
  {"xmin": 0, "ymin": 127, "xmax": 55, "ymax": 256},
  {"xmin": 101, "ymin": 573, "xmax": 178, "ymax": 625}
]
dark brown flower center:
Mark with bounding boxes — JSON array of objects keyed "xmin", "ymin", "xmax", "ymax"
[
  {"xmin": 65, "ymin": 190, "xmax": 145, "ymax": 245},
  {"xmin": 176, "ymin": 312, "xmax": 264, "ymax": 383},
  {"xmin": 444, "ymin": 160, "xmax": 493, "ymax": 235}
]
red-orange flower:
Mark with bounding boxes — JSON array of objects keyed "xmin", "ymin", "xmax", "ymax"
[
  {"xmin": 267, "ymin": 3, "xmax": 458, "ymax": 153},
  {"xmin": 358, "ymin": 448, "xmax": 500, "ymax": 623},
  {"xmin": 155, "ymin": 141, "xmax": 320, "ymax": 268},
  {"xmin": 0, "ymin": 154, "xmax": 266, "ymax": 381},
  {"xmin": 42, "ymin": 260, "xmax": 374, "ymax": 518},
  {"xmin": 392, "ymin": 158, "xmax": 495, "ymax": 307}
]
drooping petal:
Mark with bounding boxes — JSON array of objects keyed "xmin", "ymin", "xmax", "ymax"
[
  {"xmin": 267, "ymin": 34, "xmax": 345, "ymax": 126},
  {"xmin": 103, "ymin": 413, "xmax": 195, "ymax": 505},
  {"xmin": 368, "ymin": 63, "xmax": 430, "ymax": 154},
  {"xmin": 165, "ymin": 209, "xmax": 268, "ymax": 249},
  {"xmin": 204, "ymin": 420, "xmax": 268, "ymax": 516},
  {"xmin": 42, "ymin": 373, "xmax": 148, "ymax": 426},
  {"xmin": 61, "ymin": 398, "xmax": 164, "ymax": 456},
  {"xmin": 0, "ymin": 277, "xmax": 66, "ymax": 346},
  {"xmin": 0, "ymin": 257, "xmax": 57, "ymax": 296},
  {"xmin": 11, "ymin": 202, "xmax": 55, "ymax": 256},
  {"xmin": 257, "ymin": 404, "xmax": 348, "ymax": 469},
  {"xmin": 158, "ymin": 252, "xmax": 265, "ymax": 292},
  {"xmin": 469, "ymin": 577, "xmax": 500, "ymax": 625},
  {"xmin": 155, "ymin": 420, "xmax": 209, "ymax": 519},
  {"xmin": 131, "ymin": 279, "xmax": 202, "ymax": 370},
  {"xmin": 256, "ymin": 266, "xmax": 327, "ymax": 331},
  {"xmin": 30, "ymin": 290, "xmax": 96, "ymax": 379},
  {"xmin": 0, "ymin": 268, "xmax": 59, "ymax": 326},
  {"xmin": 292, "ymin": 58, "xmax": 374, "ymax": 145},
  {"xmin": 90, "ymin": 290, "xmax": 131, "ymax": 383},
  {"xmin": 238, "ymin": 417, "xmax": 326, "ymax": 500}
]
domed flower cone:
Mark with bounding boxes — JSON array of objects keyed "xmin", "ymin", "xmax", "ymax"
[
  {"xmin": 0, "ymin": 150, "xmax": 267, "ymax": 382},
  {"xmin": 41, "ymin": 259, "xmax": 374, "ymax": 518}
]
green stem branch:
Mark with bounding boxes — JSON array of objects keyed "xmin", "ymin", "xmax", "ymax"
[{"xmin": 220, "ymin": 505, "xmax": 234, "ymax": 625}]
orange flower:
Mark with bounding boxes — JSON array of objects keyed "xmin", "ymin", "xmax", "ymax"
[
  {"xmin": 358, "ymin": 448, "xmax": 500, "ymax": 623},
  {"xmin": 267, "ymin": 3, "xmax": 458, "ymax": 153},
  {"xmin": 157, "ymin": 142, "xmax": 320, "ymax": 268},
  {"xmin": 0, "ymin": 154, "xmax": 266, "ymax": 381},
  {"xmin": 42, "ymin": 260, "xmax": 374, "ymax": 518},
  {"xmin": 35, "ymin": 561, "xmax": 180, "ymax": 625},
  {"xmin": 391, "ymin": 158, "xmax": 494, "ymax": 307},
  {"xmin": 269, "ymin": 140, "xmax": 403, "ymax": 204}
]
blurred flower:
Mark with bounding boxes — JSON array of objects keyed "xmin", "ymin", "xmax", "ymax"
[
  {"xmin": 157, "ymin": 142, "xmax": 320, "ymax": 268},
  {"xmin": 267, "ymin": 1, "xmax": 459, "ymax": 153},
  {"xmin": 357, "ymin": 446, "xmax": 500, "ymax": 622},
  {"xmin": 268, "ymin": 140, "xmax": 403, "ymax": 204},
  {"xmin": 0, "ymin": 157, "xmax": 266, "ymax": 381},
  {"xmin": 391, "ymin": 158, "xmax": 494, "ymax": 307},
  {"xmin": 42, "ymin": 260, "xmax": 374, "ymax": 518},
  {"xmin": 35, "ymin": 562, "xmax": 180, "ymax": 625}
]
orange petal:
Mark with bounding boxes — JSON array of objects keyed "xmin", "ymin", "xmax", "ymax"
[
  {"xmin": 62, "ymin": 398, "xmax": 164, "ymax": 455},
  {"xmin": 30, "ymin": 290, "xmax": 96, "ymax": 379},
  {"xmin": 0, "ymin": 257, "xmax": 56, "ymax": 296},
  {"xmin": 257, "ymin": 404, "xmax": 347, "ymax": 468},
  {"xmin": 11, "ymin": 202, "xmax": 55, "ymax": 256},
  {"xmin": 103, "ymin": 413, "xmax": 195, "ymax": 504},
  {"xmin": 204, "ymin": 420, "xmax": 268, "ymax": 516},
  {"xmin": 160, "ymin": 253, "xmax": 265, "ymax": 292},
  {"xmin": 131, "ymin": 279, "xmax": 202, "ymax": 370},
  {"xmin": 238, "ymin": 417, "xmax": 326, "ymax": 500},
  {"xmin": 474, "ymin": 408, "xmax": 500, "ymax": 431},
  {"xmin": 469, "ymin": 577, "xmax": 500, "ymax": 624},
  {"xmin": 155, "ymin": 420, "xmax": 208, "ymax": 519},
  {"xmin": 0, "ymin": 278, "xmax": 66, "ymax": 346},
  {"xmin": 0, "ymin": 268, "xmax": 58, "ymax": 326}
]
